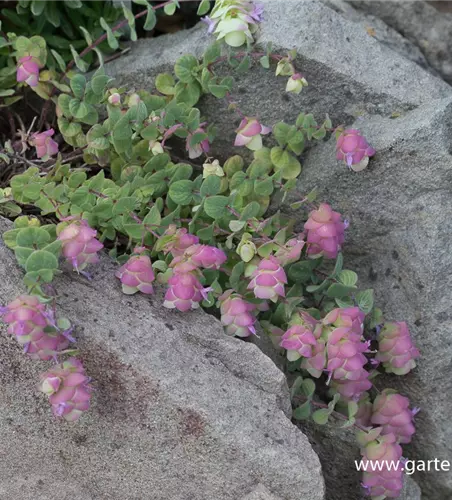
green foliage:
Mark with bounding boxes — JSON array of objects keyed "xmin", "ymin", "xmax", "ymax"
[{"xmin": 3, "ymin": 1, "xmax": 123, "ymax": 65}]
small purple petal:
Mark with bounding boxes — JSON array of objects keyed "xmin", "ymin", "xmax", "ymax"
[
  {"xmin": 62, "ymin": 327, "xmax": 76, "ymax": 343},
  {"xmin": 201, "ymin": 16, "xmax": 216, "ymax": 34},
  {"xmin": 80, "ymin": 270, "xmax": 92, "ymax": 281}
]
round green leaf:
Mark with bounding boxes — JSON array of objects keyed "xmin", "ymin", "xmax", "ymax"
[
  {"xmin": 25, "ymin": 250, "xmax": 58, "ymax": 273},
  {"xmin": 174, "ymin": 55, "xmax": 199, "ymax": 83},
  {"xmin": 338, "ymin": 270, "xmax": 358, "ymax": 287},
  {"xmin": 168, "ymin": 180, "xmax": 194, "ymax": 205},
  {"xmin": 325, "ymin": 283, "xmax": 357, "ymax": 298},
  {"xmin": 357, "ymin": 289, "xmax": 374, "ymax": 314},
  {"xmin": 200, "ymin": 176, "xmax": 221, "ymax": 197},
  {"xmin": 16, "ymin": 227, "xmax": 50, "ymax": 248},
  {"xmin": 312, "ymin": 408, "xmax": 329, "ymax": 425},
  {"xmin": 58, "ymin": 117, "xmax": 82, "ymax": 138},
  {"xmin": 155, "ymin": 73, "xmax": 176, "ymax": 95},
  {"xmin": 204, "ymin": 196, "xmax": 229, "ymax": 220},
  {"xmin": 293, "ymin": 401, "xmax": 311, "ymax": 420}
]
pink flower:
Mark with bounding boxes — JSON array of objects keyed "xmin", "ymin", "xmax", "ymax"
[
  {"xmin": 331, "ymin": 368, "xmax": 372, "ymax": 400},
  {"xmin": 360, "ymin": 432, "xmax": 404, "ymax": 499},
  {"xmin": 108, "ymin": 93, "xmax": 121, "ymax": 106},
  {"xmin": 31, "ymin": 128, "xmax": 59, "ymax": 160},
  {"xmin": 234, "ymin": 117, "xmax": 271, "ymax": 151},
  {"xmin": 58, "ymin": 219, "xmax": 104, "ymax": 272},
  {"xmin": 322, "ymin": 307, "xmax": 365, "ymax": 337},
  {"xmin": 336, "ymin": 129, "xmax": 375, "ymax": 170},
  {"xmin": 39, "ymin": 357, "xmax": 92, "ymax": 422},
  {"xmin": 274, "ymin": 235, "xmax": 305, "ymax": 266},
  {"xmin": 371, "ymin": 390, "xmax": 416, "ymax": 444},
  {"xmin": 163, "ymin": 272, "xmax": 205, "ymax": 312},
  {"xmin": 2, "ymin": 295, "xmax": 70, "ymax": 361},
  {"xmin": 186, "ymin": 127, "xmax": 210, "ymax": 159},
  {"xmin": 280, "ymin": 324, "xmax": 318, "ymax": 361},
  {"xmin": 376, "ymin": 321, "xmax": 420, "ymax": 375},
  {"xmin": 219, "ymin": 290, "xmax": 256, "ymax": 337},
  {"xmin": 301, "ymin": 340, "xmax": 327, "ymax": 378},
  {"xmin": 201, "ymin": 16, "xmax": 216, "ymax": 34},
  {"xmin": 16, "ymin": 56, "xmax": 40, "ymax": 87},
  {"xmin": 283, "ymin": 311, "xmax": 326, "ymax": 376},
  {"xmin": 326, "ymin": 329, "xmax": 369, "ymax": 380},
  {"xmin": 115, "ymin": 249, "xmax": 155, "ymax": 295},
  {"xmin": 163, "ymin": 225, "xmax": 199, "ymax": 257},
  {"xmin": 304, "ymin": 203, "xmax": 345, "ymax": 259},
  {"xmin": 323, "ymin": 307, "xmax": 371, "ymax": 399},
  {"xmin": 247, "ymin": 256, "xmax": 287, "ymax": 302},
  {"xmin": 189, "ymin": 244, "xmax": 227, "ymax": 270}
]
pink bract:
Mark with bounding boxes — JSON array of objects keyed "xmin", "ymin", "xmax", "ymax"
[
  {"xmin": 116, "ymin": 251, "xmax": 155, "ymax": 295},
  {"xmin": 304, "ymin": 203, "xmax": 345, "ymax": 259},
  {"xmin": 39, "ymin": 357, "xmax": 92, "ymax": 422},
  {"xmin": 219, "ymin": 290, "xmax": 256, "ymax": 337},
  {"xmin": 58, "ymin": 220, "xmax": 103, "ymax": 272},
  {"xmin": 16, "ymin": 56, "xmax": 39, "ymax": 87},
  {"xmin": 247, "ymin": 256, "xmax": 287, "ymax": 302}
]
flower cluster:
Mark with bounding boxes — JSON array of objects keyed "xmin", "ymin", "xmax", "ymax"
[
  {"xmin": 31, "ymin": 129, "xmax": 59, "ymax": 160},
  {"xmin": 16, "ymin": 56, "xmax": 40, "ymax": 87},
  {"xmin": 376, "ymin": 321, "xmax": 420, "ymax": 375},
  {"xmin": 280, "ymin": 321, "xmax": 319, "ymax": 361},
  {"xmin": 162, "ymin": 225, "xmax": 199, "ymax": 257},
  {"xmin": 323, "ymin": 307, "xmax": 371, "ymax": 400},
  {"xmin": 203, "ymin": 0, "xmax": 264, "ymax": 47},
  {"xmin": 115, "ymin": 247, "xmax": 155, "ymax": 295},
  {"xmin": 336, "ymin": 129, "xmax": 376, "ymax": 171},
  {"xmin": 281, "ymin": 308, "xmax": 372, "ymax": 400},
  {"xmin": 280, "ymin": 312, "xmax": 325, "ymax": 376},
  {"xmin": 358, "ymin": 391, "xmax": 417, "ymax": 498},
  {"xmin": 57, "ymin": 219, "xmax": 104, "ymax": 272},
  {"xmin": 274, "ymin": 235, "xmax": 305, "ymax": 266},
  {"xmin": 304, "ymin": 203, "xmax": 346, "ymax": 259},
  {"xmin": 164, "ymin": 241, "xmax": 227, "ymax": 312},
  {"xmin": 39, "ymin": 357, "xmax": 92, "ymax": 422},
  {"xmin": 359, "ymin": 430, "xmax": 404, "ymax": 499},
  {"xmin": 1, "ymin": 295, "xmax": 72, "ymax": 361},
  {"xmin": 247, "ymin": 256, "xmax": 287, "ymax": 302},
  {"xmin": 219, "ymin": 290, "xmax": 256, "ymax": 337},
  {"xmin": 371, "ymin": 390, "xmax": 417, "ymax": 444},
  {"xmin": 234, "ymin": 117, "xmax": 271, "ymax": 151}
]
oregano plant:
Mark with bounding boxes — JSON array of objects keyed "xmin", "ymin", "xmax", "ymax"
[{"xmin": 0, "ymin": 1, "xmax": 420, "ymax": 499}]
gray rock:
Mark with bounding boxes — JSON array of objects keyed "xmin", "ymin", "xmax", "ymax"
[
  {"xmin": 106, "ymin": 0, "xmax": 451, "ymax": 161},
  {"xmin": 291, "ymin": 96, "xmax": 452, "ymax": 499},
  {"xmin": 351, "ymin": 0, "xmax": 452, "ymax": 84},
  {"xmin": 242, "ymin": 484, "xmax": 282, "ymax": 500},
  {"xmin": 321, "ymin": 0, "xmax": 435, "ymax": 76},
  {"xmin": 0, "ymin": 215, "xmax": 325, "ymax": 500}
]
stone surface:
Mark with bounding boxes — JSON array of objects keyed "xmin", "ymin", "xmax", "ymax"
[
  {"xmin": 351, "ymin": 0, "xmax": 452, "ymax": 84},
  {"xmin": 0, "ymin": 216, "xmax": 325, "ymax": 500},
  {"xmin": 106, "ymin": 0, "xmax": 451, "ymax": 161},
  {"xmin": 290, "ymin": 96, "xmax": 452, "ymax": 499},
  {"xmin": 322, "ymin": 0, "xmax": 435, "ymax": 76}
]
